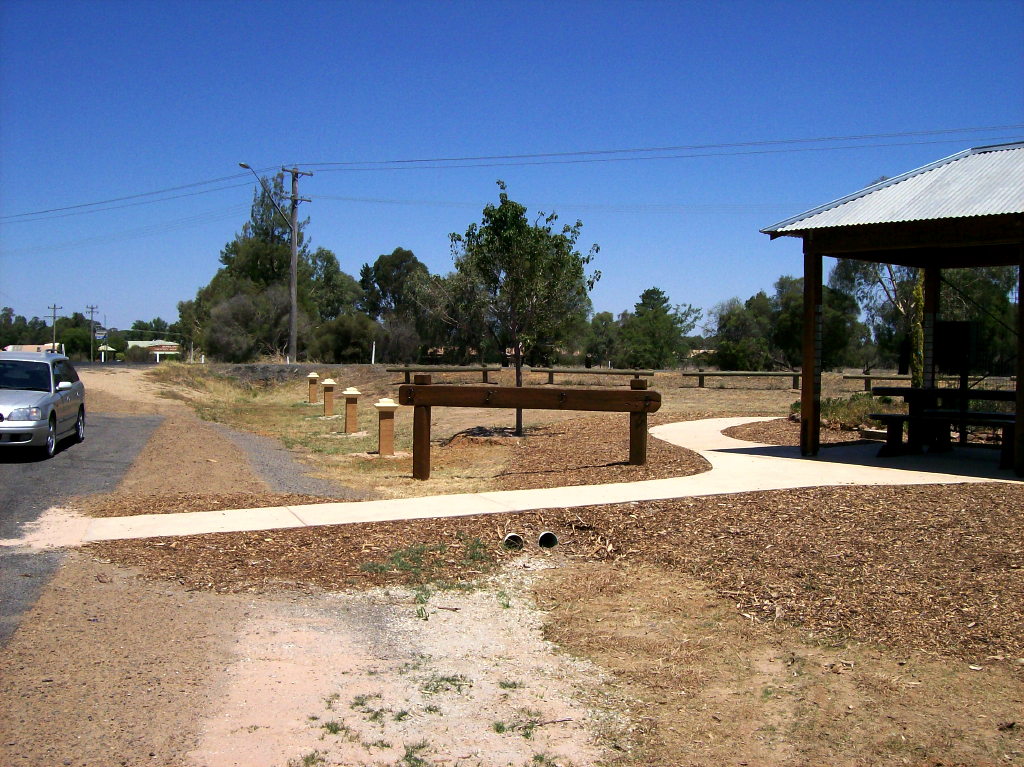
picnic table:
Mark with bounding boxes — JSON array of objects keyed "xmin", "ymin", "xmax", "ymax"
[{"xmin": 870, "ymin": 386, "xmax": 1016, "ymax": 467}]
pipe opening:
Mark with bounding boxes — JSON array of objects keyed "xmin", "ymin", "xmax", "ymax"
[
  {"xmin": 538, "ymin": 531, "xmax": 558, "ymax": 549},
  {"xmin": 502, "ymin": 533, "xmax": 525, "ymax": 550}
]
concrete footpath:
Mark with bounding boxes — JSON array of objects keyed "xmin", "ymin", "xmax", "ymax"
[{"xmin": 9, "ymin": 417, "xmax": 1017, "ymax": 548}]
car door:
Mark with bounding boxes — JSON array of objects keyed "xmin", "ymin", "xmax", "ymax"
[{"xmin": 51, "ymin": 360, "xmax": 75, "ymax": 434}]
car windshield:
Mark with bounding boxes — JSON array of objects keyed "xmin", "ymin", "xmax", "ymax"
[{"xmin": 0, "ymin": 361, "xmax": 52, "ymax": 392}]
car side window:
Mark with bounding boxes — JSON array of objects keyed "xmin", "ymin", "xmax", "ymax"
[
  {"xmin": 53, "ymin": 361, "xmax": 70, "ymax": 386},
  {"xmin": 64, "ymin": 362, "xmax": 80, "ymax": 383}
]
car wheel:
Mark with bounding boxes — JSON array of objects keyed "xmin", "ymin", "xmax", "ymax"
[
  {"xmin": 75, "ymin": 408, "xmax": 86, "ymax": 443},
  {"xmin": 42, "ymin": 416, "xmax": 57, "ymax": 459}
]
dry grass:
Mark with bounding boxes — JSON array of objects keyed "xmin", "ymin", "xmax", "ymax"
[{"xmin": 143, "ymin": 363, "xmax": 865, "ymax": 498}]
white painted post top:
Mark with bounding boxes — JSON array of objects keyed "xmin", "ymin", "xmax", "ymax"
[
  {"xmin": 321, "ymin": 378, "xmax": 337, "ymax": 387},
  {"xmin": 342, "ymin": 387, "xmax": 361, "ymax": 396},
  {"xmin": 307, "ymin": 372, "xmax": 320, "ymax": 379},
  {"xmin": 374, "ymin": 397, "xmax": 399, "ymax": 411}
]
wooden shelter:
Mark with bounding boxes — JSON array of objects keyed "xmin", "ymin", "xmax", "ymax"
[{"xmin": 762, "ymin": 142, "xmax": 1024, "ymax": 473}]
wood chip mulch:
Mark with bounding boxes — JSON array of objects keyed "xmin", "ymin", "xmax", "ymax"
[
  {"xmin": 89, "ymin": 481, "xmax": 1024, "ymax": 672},
  {"xmin": 81, "ymin": 407, "xmax": 1024, "ymax": 671},
  {"xmin": 494, "ymin": 414, "xmax": 711, "ymax": 490},
  {"xmin": 723, "ymin": 416, "xmax": 869, "ymax": 446}
]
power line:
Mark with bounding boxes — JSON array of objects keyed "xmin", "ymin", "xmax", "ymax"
[
  {"xmin": 0, "ymin": 181, "xmax": 256, "ymax": 225},
  {"xmin": 310, "ymin": 194, "xmax": 794, "ymax": 213},
  {"xmin": 0, "ymin": 203, "xmax": 250, "ymax": 257},
  {"xmin": 3, "ymin": 125, "xmax": 1019, "ymax": 223},
  {"xmin": 0, "ymin": 167, "xmax": 278, "ymax": 222},
  {"xmin": 296, "ymin": 124, "xmax": 1024, "ymax": 169},
  {"xmin": 4, "ymin": 125, "xmax": 1019, "ymax": 226},
  {"xmin": 306, "ymin": 135, "xmax": 1024, "ymax": 173}
]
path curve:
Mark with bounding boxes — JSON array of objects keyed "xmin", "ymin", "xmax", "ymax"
[{"xmin": 5, "ymin": 417, "xmax": 1013, "ymax": 548}]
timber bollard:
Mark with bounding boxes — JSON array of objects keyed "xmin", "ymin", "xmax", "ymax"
[
  {"xmin": 342, "ymin": 387, "xmax": 361, "ymax": 433},
  {"xmin": 411, "ymin": 374, "xmax": 432, "ymax": 480},
  {"xmin": 374, "ymin": 397, "xmax": 399, "ymax": 456},
  {"xmin": 307, "ymin": 372, "xmax": 320, "ymax": 403},
  {"xmin": 629, "ymin": 378, "xmax": 648, "ymax": 465},
  {"xmin": 322, "ymin": 378, "xmax": 336, "ymax": 417}
]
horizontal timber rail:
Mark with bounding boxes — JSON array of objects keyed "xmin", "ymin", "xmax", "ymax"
[
  {"xmin": 386, "ymin": 365, "xmax": 501, "ymax": 383},
  {"xmin": 843, "ymin": 373, "xmax": 911, "ymax": 391},
  {"xmin": 398, "ymin": 374, "xmax": 661, "ymax": 479},
  {"xmin": 527, "ymin": 367, "xmax": 656, "ymax": 385},
  {"xmin": 845, "ymin": 373, "xmax": 1014, "ymax": 391},
  {"xmin": 680, "ymin": 370, "xmax": 800, "ymax": 389}
]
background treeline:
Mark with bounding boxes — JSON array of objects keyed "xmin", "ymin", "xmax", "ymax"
[{"xmin": 4, "ymin": 176, "xmax": 1017, "ymax": 374}]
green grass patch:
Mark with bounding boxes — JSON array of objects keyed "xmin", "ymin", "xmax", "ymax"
[
  {"xmin": 287, "ymin": 751, "xmax": 327, "ymax": 767},
  {"xmin": 420, "ymin": 673, "xmax": 472, "ymax": 695},
  {"xmin": 399, "ymin": 740, "xmax": 431, "ymax": 767}
]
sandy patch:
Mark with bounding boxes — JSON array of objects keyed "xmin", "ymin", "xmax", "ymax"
[{"xmin": 187, "ymin": 558, "xmax": 614, "ymax": 767}]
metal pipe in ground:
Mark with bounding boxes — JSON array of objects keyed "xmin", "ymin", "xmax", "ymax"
[
  {"xmin": 538, "ymin": 531, "xmax": 558, "ymax": 549},
  {"xmin": 502, "ymin": 533, "xmax": 525, "ymax": 550}
]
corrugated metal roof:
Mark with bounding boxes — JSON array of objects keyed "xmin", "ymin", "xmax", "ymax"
[{"xmin": 762, "ymin": 142, "xmax": 1024, "ymax": 235}]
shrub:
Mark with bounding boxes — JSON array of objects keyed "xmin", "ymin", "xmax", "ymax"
[{"xmin": 790, "ymin": 393, "xmax": 904, "ymax": 431}]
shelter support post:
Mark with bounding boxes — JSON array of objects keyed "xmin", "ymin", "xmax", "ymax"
[
  {"xmin": 1016, "ymin": 260, "xmax": 1024, "ymax": 476},
  {"xmin": 412, "ymin": 374, "xmax": 432, "ymax": 480},
  {"xmin": 801, "ymin": 245, "xmax": 822, "ymax": 456},
  {"xmin": 923, "ymin": 267, "xmax": 940, "ymax": 388}
]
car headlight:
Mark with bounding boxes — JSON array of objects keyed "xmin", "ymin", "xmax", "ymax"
[{"xmin": 7, "ymin": 407, "xmax": 45, "ymax": 421}]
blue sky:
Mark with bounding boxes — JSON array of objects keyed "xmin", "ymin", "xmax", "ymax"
[{"xmin": 2, "ymin": 0, "xmax": 1022, "ymax": 333}]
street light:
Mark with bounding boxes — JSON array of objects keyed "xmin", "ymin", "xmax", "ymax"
[{"xmin": 238, "ymin": 162, "xmax": 308, "ymax": 362}]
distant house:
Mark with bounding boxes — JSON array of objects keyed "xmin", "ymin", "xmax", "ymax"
[
  {"xmin": 3, "ymin": 342, "xmax": 65, "ymax": 354},
  {"xmin": 126, "ymin": 339, "xmax": 181, "ymax": 362}
]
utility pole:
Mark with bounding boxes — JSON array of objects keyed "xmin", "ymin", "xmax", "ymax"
[
  {"xmin": 238, "ymin": 163, "xmax": 311, "ymax": 364},
  {"xmin": 86, "ymin": 305, "xmax": 98, "ymax": 362},
  {"xmin": 282, "ymin": 166, "xmax": 312, "ymax": 363},
  {"xmin": 48, "ymin": 304, "xmax": 62, "ymax": 349}
]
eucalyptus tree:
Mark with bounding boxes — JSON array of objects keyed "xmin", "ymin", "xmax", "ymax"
[{"xmin": 447, "ymin": 182, "xmax": 599, "ymax": 435}]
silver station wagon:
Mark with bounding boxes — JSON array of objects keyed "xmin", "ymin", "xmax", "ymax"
[{"xmin": 0, "ymin": 351, "xmax": 86, "ymax": 458}]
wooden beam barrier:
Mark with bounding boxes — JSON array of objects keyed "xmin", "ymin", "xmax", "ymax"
[
  {"xmin": 680, "ymin": 371, "xmax": 801, "ymax": 389},
  {"xmin": 398, "ymin": 380, "xmax": 662, "ymax": 480},
  {"xmin": 386, "ymin": 365, "xmax": 500, "ymax": 384}
]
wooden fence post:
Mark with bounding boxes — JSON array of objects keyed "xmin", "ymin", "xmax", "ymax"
[
  {"xmin": 412, "ymin": 374, "xmax": 432, "ymax": 480},
  {"xmin": 307, "ymin": 372, "xmax": 320, "ymax": 403},
  {"xmin": 629, "ymin": 378, "xmax": 648, "ymax": 465}
]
